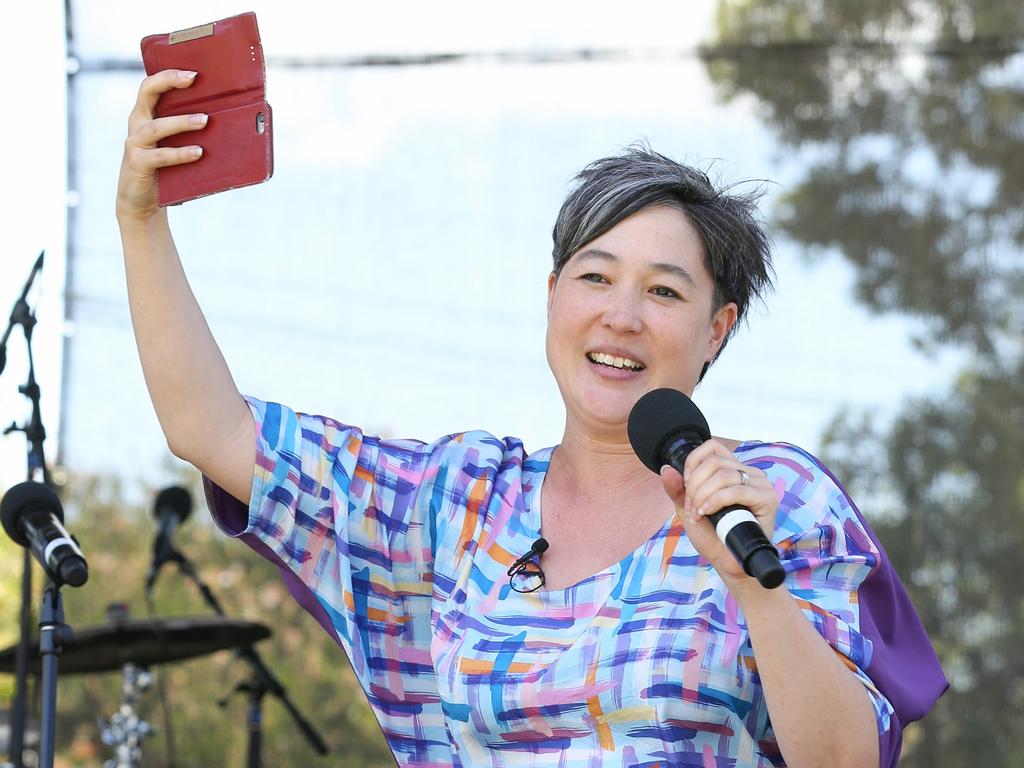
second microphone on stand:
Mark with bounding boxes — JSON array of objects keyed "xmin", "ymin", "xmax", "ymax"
[{"xmin": 145, "ymin": 485, "xmax": 193, "ymax": 595}]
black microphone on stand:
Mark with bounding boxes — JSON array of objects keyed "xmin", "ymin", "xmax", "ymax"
[
  {"xmin": 1, "ymin": 481, "xmax": 83, "ymax": 768},
  {"xmin": 628, "ymin": 388, "xmax": 785, "ymax": 589},
  {"xmin": 145, "ymin": 485, "xmax": 193, "ymax": 595},
  {"xmin": 1, "ymin": 481, "xmax": 88, "ymax": 588}
]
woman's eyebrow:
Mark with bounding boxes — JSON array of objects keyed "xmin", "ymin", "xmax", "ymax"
[{"xmin": 575, "ymin": 248, "xmax": 696, "ymax": 286}]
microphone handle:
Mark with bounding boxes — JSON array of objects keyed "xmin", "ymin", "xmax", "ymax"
[
  {"xmin": 662, "ymin": 441, "xmax": 785, "ymax": 589},
  {"xmin": 707, "ymin": 504, "xmax": 786, "ymax": 589}
]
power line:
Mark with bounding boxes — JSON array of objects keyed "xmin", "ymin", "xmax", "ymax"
[{"xmin": 72, "ymin": 34, "xmax": 1024, "ymax": 74}]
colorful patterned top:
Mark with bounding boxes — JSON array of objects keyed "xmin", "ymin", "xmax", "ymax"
[{"xmin": 206, "ymin": 397, "xmax": 947, "ymax": 767}]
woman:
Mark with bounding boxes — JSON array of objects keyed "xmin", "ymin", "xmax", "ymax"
[{"xmin": 118, "ymin": 70, "xmax": 946, "ymax": 767}]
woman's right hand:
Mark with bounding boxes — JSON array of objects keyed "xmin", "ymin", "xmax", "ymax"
[{"xmin": 117, "ymin": 69, "xmax": 207, "ymax": 223}]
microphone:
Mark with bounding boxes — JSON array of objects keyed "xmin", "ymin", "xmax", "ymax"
[
  {"xmin": 628, "ymin": 388, "xmax": 785, "ymax": 589},
  {"xmin": 507, "ymin": 538, "xmax": 549, "ymax": 576},
  {"xmin": 0, "ymin": 251, "xmax": 44, "ymax": 377},
  {"xmin": 145, "ymin": 485, "xmax": 193, "ymax": 595},
  {"xmin": 507, "ymin": 537, "xmax": 548, "ymax": 593},
  {"xmin": 1, "ymin": 481, "xmax": 88, "ymax": 588}
]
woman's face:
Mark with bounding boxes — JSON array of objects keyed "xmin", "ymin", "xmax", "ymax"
[{"xmin": 546, "ymin": 204, "xmax": 736, "ymax": 440}]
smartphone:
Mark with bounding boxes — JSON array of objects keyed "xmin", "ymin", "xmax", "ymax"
[{"xmin": 141, "ymin": 12, "xmax": 273, "ymax": 206}]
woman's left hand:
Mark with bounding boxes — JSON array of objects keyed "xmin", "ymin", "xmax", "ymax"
[{"xmin": 659, "ymin": 439, "xmax": 780, "ymax": 588}]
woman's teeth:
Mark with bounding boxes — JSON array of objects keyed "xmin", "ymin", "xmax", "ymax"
[{"xmin": 587, "ymin": 352, "xmax": 645, "ymax": 371}]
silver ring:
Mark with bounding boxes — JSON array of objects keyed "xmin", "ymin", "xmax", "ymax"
[{"xmin": 738, "ymin": 469, "xmax": 750, "ymax": 486}]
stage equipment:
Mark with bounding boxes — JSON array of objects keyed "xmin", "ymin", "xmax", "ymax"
[
  {"xmin": 1, "ymin": 481, "xmax": 87, "ymax": 588},
  {"xmin": 2, "ymin": 483, "xmax": 90, "ymax": 768},
  {"xmin": 1, "ymin": 251, "xmax": 48, "ymax": 768},
  {"xmin": 149, "ymin": 538, "xmax": 328, "ymax": 766},
  {"xmin": 145, "ymin": 485, "xmax": 192, "ymax": 595},
  {"xmin": 99, "ymin": 663, "xmax": 153, "ymax": 768},
  {"xmin": 0, "ymin": 711, "xmax": 38, "ymax": 755},
  {"xmin": 0, "ymin": 615, "xmax": 272, "ymax": 768},
  {"xmin": 0, "ymin": 616, "xmax": 272, "ymax": 675}
]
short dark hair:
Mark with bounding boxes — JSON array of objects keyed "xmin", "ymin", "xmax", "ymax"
[{"xmin": 551, "ymin": 145, "xmax": 774, "ymax": 381}]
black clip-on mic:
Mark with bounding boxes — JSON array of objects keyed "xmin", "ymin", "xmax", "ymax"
[{"xmin": 507, "ymin": 537, "xmax": 549, "ymax": 592}]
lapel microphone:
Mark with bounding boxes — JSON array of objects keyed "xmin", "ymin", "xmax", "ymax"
[
  {"xmin": 507, "ymin": 538, "xmax": 549, "ymax": 576},
  {"xmin": 507, "ymin": 537, "xmax": 549, "ymax": 593}
]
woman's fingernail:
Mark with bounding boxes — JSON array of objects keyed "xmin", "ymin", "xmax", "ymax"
[
  {"xmin": 179, "ymin": 70, "xmax": 198, "ymax": 80},
  {"xmin": 191, "ymin": 113, "xmax": 208, "ymax": 126},
  {"xmin": 190, "ymin": 147, "xmax": 203, "ymax": 158},
  {"xmin": 698, "ymin": 505, "xmax": 707, "ymax": 516}
]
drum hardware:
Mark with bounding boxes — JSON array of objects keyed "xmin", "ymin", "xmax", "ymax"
[
  {"xmin": 0, "ymin": 616, "xmax": 272, "ymax": 767},
  {"xmin": 0, "ymin": 616, "xmax": 272, "ymax": 676},
  {"xmin": 159, "ymin": 544, "xmax": 329, "ymax": 767},
  {"xmin": 0, "ymin": 709, "xmax": 40, "ymax": 768},
  {"xmin": 99, "ymin": 663, "xmax": 153, "ymax": 768}
]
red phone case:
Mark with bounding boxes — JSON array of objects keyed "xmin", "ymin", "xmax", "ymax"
[{"xmin": 141, "ymin": 12, "xmax": 273, "ymax": 206}]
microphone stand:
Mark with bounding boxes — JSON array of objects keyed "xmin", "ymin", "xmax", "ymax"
[
  {"xmin": 159, "ymin": 547, "xmax": 328, "ymax": 766},
  {"xmin": 37, "ymin": 581, "xmax": 71, "ymax": 768},
  {"xmin": 1, "ymin": 252, "xmax": 50, "ymax": 768}
]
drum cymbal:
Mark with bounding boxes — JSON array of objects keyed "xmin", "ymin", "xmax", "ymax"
[{"xmin": 0, "ymin": 616, "xmax": 271, "ymax": 675}]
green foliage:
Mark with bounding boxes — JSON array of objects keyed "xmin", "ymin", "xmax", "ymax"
[
  {"xmin": 822, "ymin": 363, "xmax": 1024, "ymax": 764},
  {"xmin": 706, "ymin": 1, "xmax": 1024, "ymax": 765},
  {"xmin": 1, "ymin": 474, "xmax": 393, "ymax": 767}
]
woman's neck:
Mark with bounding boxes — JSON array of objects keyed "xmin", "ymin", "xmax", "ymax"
[
  {"xmin": 548, "ymin": 420, "xmax": 746, "ymax": 503},
  {"xmin": 549, "ymin": 422, "xmax": 659, "ymax": 504}
]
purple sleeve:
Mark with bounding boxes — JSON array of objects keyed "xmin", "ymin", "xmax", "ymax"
[{"xmin": 816, "ymin": 460, "xmax": 949, "ymax": 765}]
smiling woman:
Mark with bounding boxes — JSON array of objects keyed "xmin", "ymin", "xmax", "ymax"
[
  {"xmin": 545, "ymin": 204, "xmax": 736, "ymax": 437},
  {"xmin": 116, "ymin": 73, "xmax": 946, "ymax": 767}
]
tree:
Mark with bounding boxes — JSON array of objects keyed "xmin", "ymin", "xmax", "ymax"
[
  {"xmin": 705, "ymin": 0, "xmax": 1024, "ymax": 353},
  {"xmin": 704, "ymin": 2, "xmax": 1024, "ymax": 765}
]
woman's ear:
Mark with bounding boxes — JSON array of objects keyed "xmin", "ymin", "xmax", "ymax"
[
  {"xmin": 706, "ymin": 302, "xmax": 738, "ymax": 360},
  {"xmin": 546, "ymin": 271, "xmax": 557, "ymax": 314}
]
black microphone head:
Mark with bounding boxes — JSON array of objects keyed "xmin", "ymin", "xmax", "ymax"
[
  {"xmin": 628, "ymin": 388, "xmax": 711, "ymax": 473},
  {"xmin": 154, "ymin": 485, "xmax": 193, "ymax": 523},
  {"xmin": 533, "ymin": 538, "xmax": 549, "ymax": 555},
  {"xmin": 1, "ymin": 481, "xmax": 64, "ymax": 547},
  {"xmin": 59, "ymin": 556, "xmax": 89, "ymax": 588}
]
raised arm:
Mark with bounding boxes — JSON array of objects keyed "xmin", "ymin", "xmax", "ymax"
[{"xmin": 117, "ymin": 69, "xmax": 254, "ymax": 503}]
